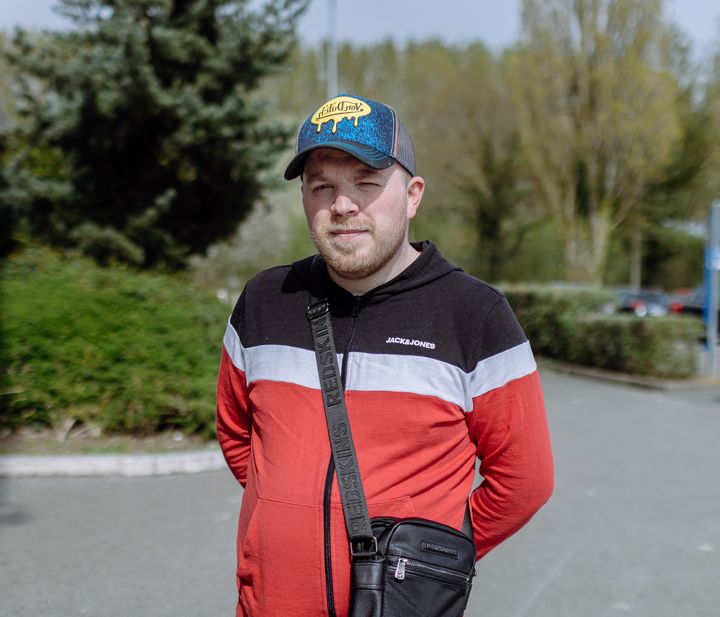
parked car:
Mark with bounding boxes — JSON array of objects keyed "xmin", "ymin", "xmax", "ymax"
[
  {"xmin": 677, "ymin": 287, "xmax": 720, "ymax": 321},
  {"xmin": 677, "ymin": 288, "xmax": 704, "ymax": 317},
  {"xmin": 667, "ymin": 289, "xmax": 693, "ymax": 315},
  {"xmin": 668, "ymin": 287, "xmax": 720, "ymax": 336},
  {"xmin": 615, "ymin": 289, "xmax": 670, "ymax": 317}
]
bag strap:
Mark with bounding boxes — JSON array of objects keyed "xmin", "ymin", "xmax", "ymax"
[
  {"xmin": 307, "ymin": 293, "xmax": 473, "ymax": 557},
  {"xmin": 307, "ymin": 295, "xmax": 378, "ymax": 557}
]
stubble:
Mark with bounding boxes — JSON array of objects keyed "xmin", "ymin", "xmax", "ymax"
[{"xmin": 310, "ymin": 204, "xmax": 409, "ymax": 281}]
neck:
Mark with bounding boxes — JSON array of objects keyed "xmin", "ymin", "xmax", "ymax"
[{"xmin": 328, "ymin": 242, "xmax": 420, "ymax": 295}]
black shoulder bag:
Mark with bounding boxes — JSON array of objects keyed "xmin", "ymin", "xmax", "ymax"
[{"xmin": 307, "ymin": 295, "xmax": 477, "ymax": 617}]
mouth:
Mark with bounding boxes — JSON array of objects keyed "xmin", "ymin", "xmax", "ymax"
[{"xmin": 330, "ymin": 228, "xmax": 369, "ymax": 237}]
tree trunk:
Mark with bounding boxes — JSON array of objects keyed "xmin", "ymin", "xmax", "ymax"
[
  {"xmin": 561, "ymin": 218, "xmax": 607, "ymax": 286},
  {"xmin": 629, "ymin": 222, "xmax": 643, "ymax": 291}
]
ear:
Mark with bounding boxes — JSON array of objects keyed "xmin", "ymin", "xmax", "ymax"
[{"xmin": 405, "ymin": 176, "xmax": 425, "ymax": 220}]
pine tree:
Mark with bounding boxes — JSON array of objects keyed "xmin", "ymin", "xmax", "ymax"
[{"xmin": 3, "ymin": 0, "xmax": 307, "ymax": 269}]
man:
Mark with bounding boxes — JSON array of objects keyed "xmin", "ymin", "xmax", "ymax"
[{"xmin": 216, "ymin": 94, "xmax": 554, "ymax": 617}]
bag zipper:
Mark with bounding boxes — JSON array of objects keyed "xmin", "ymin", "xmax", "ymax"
[
  {"xmin": 390, "ymin": 556, "xmax": 472, "ymax": 586},
  {"xmin": 323, "ymin": 295, "xmax": 362, "ymax": 617}
]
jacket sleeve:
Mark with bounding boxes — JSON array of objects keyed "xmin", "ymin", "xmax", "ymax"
[
  {"xmin": 216, "ymin": 291, "xmax": 252, "ymax": 486},
  {"xmin": 466, "ymin": 297, "xmax": 554, "ymax": 561}
]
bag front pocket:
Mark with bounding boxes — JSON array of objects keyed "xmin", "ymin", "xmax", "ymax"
[{"xmin": 381, "ymin": 554, "xmax": 472, "ymax": 617}]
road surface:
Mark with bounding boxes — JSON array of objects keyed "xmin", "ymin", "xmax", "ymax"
[{"xmin": 1, "ymin": 372, "xmax": 718, "ymax": 616}]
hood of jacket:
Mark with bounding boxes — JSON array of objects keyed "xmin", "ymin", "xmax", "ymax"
[{"xmin": 291, "ymin": 240, "xmax": 462, "ymax": 310}]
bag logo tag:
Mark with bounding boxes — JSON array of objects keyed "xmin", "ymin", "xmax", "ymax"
[{"xmin": 421, "ymin": 541, "xmax": 459, "ymax": 560}]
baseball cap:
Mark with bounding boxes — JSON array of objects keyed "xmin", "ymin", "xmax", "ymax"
[{"xmin": 284, "ymin": 94, "xmax": 416, "ymax": 180}]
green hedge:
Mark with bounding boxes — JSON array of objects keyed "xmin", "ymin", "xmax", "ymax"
[
  {"xmin": 567, "ymin": 315, "xmax": 702, "ymax": 379},
  {"xmin": 502, "ymin": 284, "xmax": 701, "ymax": 378},
  {"xmin": 502, "ymin": 284, "xmax": 615, "ymax": 359},
  {"xmin": 1, "ymin": 248, "xmax": 228, "ymax": 436}
]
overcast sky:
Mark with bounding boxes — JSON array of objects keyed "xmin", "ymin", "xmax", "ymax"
[{"xmin": 2, "ymin": 0, "xmax": 719, "ymax": 56}]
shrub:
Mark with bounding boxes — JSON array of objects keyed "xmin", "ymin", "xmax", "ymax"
[
  {"xmin": 501, "ymin": 284, "xmax": 615, "ymax": 359},
  {"xmin": 501, "ymin": 283, "xmax": 701, "ymax": 378},
  {"xmin": 567, "ymin": 315, "xmax": 702, "ymax": 379},
  {"xmin": 1, "ymin": 248, "xmax": 228, "ymax": 436}
]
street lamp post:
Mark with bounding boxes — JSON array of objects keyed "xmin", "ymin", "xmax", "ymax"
[
  {"xmin": 706, "ymin": 202, "xmax": 720, "ymax": 377},
  {"xmin": 326, "ymin": 0, "xmax": 337, "ymax": 99}
]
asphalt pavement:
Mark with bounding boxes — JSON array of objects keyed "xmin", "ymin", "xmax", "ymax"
[
  {"xmin": 468, "ymin": 372, "xmax": 720, "ymax": 617},
  {"xmin": 1, "ymin": 371, "xmax": 718, "ymax": 617}
]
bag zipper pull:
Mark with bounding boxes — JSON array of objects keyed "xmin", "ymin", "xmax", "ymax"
[{"xmin": 395, "ymin": 558, "xmax": 407, "ymax": 580}]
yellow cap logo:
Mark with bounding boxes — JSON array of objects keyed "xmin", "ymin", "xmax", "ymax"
[{"xmin": 311, "ymin": 96, "xmax": 372, "ymax": 133}]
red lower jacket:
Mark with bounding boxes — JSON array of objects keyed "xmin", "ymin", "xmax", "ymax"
[{"xmin": 216, "ymin": 242, "xmax": 554, "ymax": 617}]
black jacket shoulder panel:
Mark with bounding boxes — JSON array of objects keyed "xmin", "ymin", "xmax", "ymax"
[
  {"xmin": 230, "ymin": 263, "xmax": 312, "ymax": 349},
  {"xmin": 229, "ymin": 244, "xmax": 527, "ymax": 372}
]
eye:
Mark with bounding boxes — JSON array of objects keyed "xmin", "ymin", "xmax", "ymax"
[{"xmin": 312, "ymin": 183, "xmax": 333, "ymax": 193}]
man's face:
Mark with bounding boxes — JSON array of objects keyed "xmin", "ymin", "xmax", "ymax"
[{"xmin": 301, "ymin": 149, "xmax": 421, "ymax": 281}]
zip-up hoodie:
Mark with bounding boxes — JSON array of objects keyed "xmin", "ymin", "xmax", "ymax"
[{"xmin": 217, "ymin": 241, "xmax": 554, "ymax": 617}]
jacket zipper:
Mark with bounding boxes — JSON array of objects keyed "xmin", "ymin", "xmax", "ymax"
[
  {"xmin": 323, "ymin": 296, "xmax": 362, "ymax": 617},
  {"xmin": 322, "ymin": 460, "xmax": 336, "ymax": 617},
  {"xmin": 341, "ymin": 296, "xmax": 361, "ymax": 382}
]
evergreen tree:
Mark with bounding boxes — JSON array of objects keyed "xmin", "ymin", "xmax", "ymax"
[{"xmin": 2, "ymin": 0, "xmax": 307, "ymax": 269}]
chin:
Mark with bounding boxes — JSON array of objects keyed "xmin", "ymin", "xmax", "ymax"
[{"xmin": 324, "ymin": 250, "xmax": 391, "ymax": 281}]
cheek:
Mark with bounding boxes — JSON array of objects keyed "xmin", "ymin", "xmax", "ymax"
[
  {"xmin": 302, "ymin": 198, "xmax": 317, "ymax": 224},
  {"xmin": 303, "ymin": 203, "xmax": 326, "ymax": 233},
  {"xmin": 374, "ymin": 200, "xmax": 407, "ymax": 229}
]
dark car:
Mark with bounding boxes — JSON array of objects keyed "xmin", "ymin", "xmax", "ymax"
[
  {"xmin": 678, "ymin": 288, "xmax": 705, "ymax": 317},
  {"xmin": 669, "ymin": 287, "xmax": 720, "ymax": 336},
  {"xmin": 616, "ymin": 289, "xmax": 670, "ymax": 317},
  {"xmin": 667, "ymin": 288, "xmax": 697, "ymax": 314}
]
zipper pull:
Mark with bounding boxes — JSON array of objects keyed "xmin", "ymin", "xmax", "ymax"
[{"xmin": 395, "ymin": 557, "xmax": 407, "ymax": 580}]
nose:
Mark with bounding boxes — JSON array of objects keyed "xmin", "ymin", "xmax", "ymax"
[{"xmin": 330, "ymin": 192, "xmax": 359, "ymax": 217}]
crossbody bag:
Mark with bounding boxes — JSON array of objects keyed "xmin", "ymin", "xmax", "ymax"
[{"xmin": 307, "ymin": 295, "xmax": 477, "ymax": 617}]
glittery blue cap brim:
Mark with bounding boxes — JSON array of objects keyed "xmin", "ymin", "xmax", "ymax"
[{"xmin": 283, "ymin": 142, "xmax": 395, "ymax": 180}]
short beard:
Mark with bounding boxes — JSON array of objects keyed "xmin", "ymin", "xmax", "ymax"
[{"xmin": 310, "ymin": 216, "xmax": 409, "ymax": 281}]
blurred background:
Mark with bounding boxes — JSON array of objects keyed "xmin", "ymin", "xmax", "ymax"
[
  {"xmin": 1, "ymin": 2, "xmax": 720, "ymax": 616},
  {"xmin": 2, "ymin": 0, "xmax": 718, "ymax": 440},
  {"xmin": 0, "ymin": 0, "xmax": 720, "ymax": 438}
]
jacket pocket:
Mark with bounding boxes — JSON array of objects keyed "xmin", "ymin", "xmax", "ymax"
[
  {"xmin": 367, "ymin": 495, "xmax": 417, "ymax": 519},
  {"xmin": 235, "ymin": 485, "xmax": 259, "ymax": 600},
  {"xmin": 239, "ymin": 497, "xmax": 326, "ymax": 616},
  {"xmin": 236, "ymin": 485, "xmax": 259, "ymax": 556}
]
